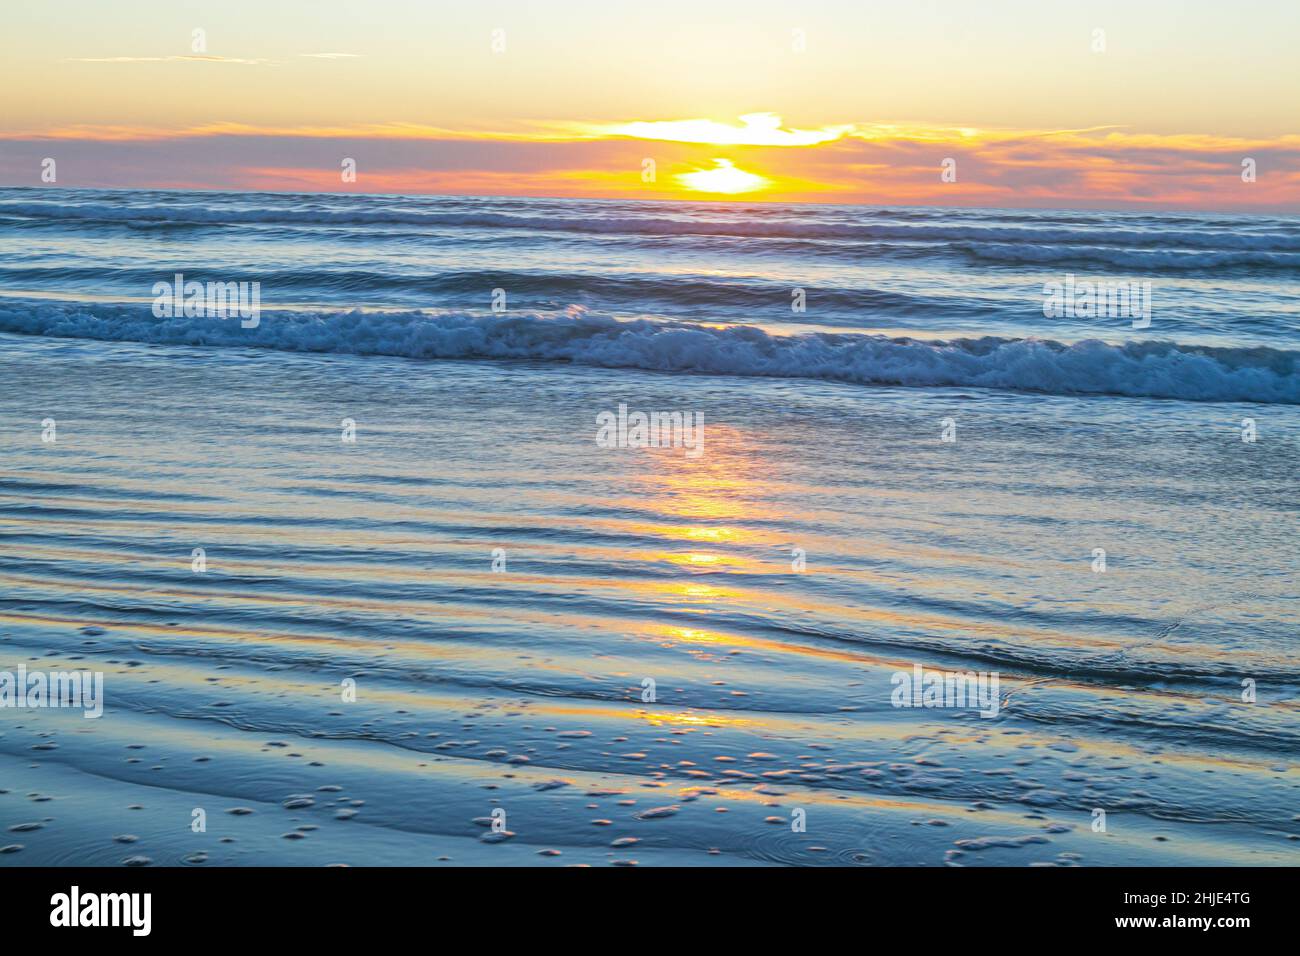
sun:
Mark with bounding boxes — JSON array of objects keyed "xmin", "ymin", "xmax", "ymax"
[{"xmin": 677, "ymin": 158, "xmax": 769, "ymax": 195}]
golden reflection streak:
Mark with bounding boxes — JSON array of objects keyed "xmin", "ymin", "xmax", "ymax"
[{"xmin": 1, "ymin": 565, "xmax": 1237, "ymax": 663}]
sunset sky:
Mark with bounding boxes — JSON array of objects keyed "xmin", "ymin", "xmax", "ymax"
[{"xmin": 2, "ymin": 0, "xmax": 1298, "ymax": 209}]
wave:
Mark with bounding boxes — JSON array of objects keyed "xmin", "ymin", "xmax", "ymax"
[
  {"xmin": 4, "ymin": 197, "xmax": 1300, "ymax": 252},
  {"xmin": 0, "ymin": 265, "xmax": 991, "ymax": 318},
  {"xmin": 957, "ymin": 241, "xmax": 1300, "ymax": 273},
  {"xmin": 2, "ymin": 299, "xmax": 1296, "ymax": 403},
  {"xmin": 9, "ymin": 212, "xmax": 1296, "ymax": 276}
]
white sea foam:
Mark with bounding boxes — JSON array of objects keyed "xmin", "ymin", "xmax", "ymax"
[{"xmin": 2, "ymin": 299, "xmax": 1296, "ymax": 404}]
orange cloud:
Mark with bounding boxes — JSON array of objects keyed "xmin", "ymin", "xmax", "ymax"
[{"xmin": 4, "ymin": 117, "xmax": 1298, "ymax": 211}]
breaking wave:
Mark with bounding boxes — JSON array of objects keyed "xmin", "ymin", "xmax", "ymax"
[{"xmin": 2, "ymin": 299, "xmax": 1296, "ymax": 404}]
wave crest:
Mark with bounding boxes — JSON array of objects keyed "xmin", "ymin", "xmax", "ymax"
[
  {"xmin": 1, "ymin": 300, "xmax": 1296, "ymax": 404},
  {"xmin": 4, "ymin": 197, "xmax": 1300, "ymax": 252}
]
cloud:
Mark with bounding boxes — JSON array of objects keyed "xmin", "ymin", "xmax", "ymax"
[
  {"xmin": 595, "ymin": 113, "xmax": 851, "ymax": 147},
  {"xmin": 3, "ymin": 120, "xmax": 1297, "ymax": 211},
  {"xmin": 66, "ymin": 55, "xmax": 269, "ymax": 65},
  {"xmin": 298, "ymin": 53, "xmax": 361, "ymax": 59},
  {"xmin": 8, "ymin": 121, "xmax": 573, "ymax": 143}
]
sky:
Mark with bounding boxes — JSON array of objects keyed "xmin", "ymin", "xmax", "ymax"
[{"xmin": 2, "ymin": 0, "xmax": 1298, "ymax": 210}]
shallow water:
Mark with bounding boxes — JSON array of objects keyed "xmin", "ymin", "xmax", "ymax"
[{"xmin": 0, "ymin": 190, "xmax": 1297, "ymax": 866}]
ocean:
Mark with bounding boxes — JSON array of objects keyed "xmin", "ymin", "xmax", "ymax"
[{"xmin": 0, "ymin": 187, "xmax": 1297, "ymax": 866}]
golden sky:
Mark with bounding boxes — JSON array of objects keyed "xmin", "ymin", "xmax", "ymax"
[{"xmin": 2, "ymin": 0, "xmax": 1298, "ymax": 209}]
